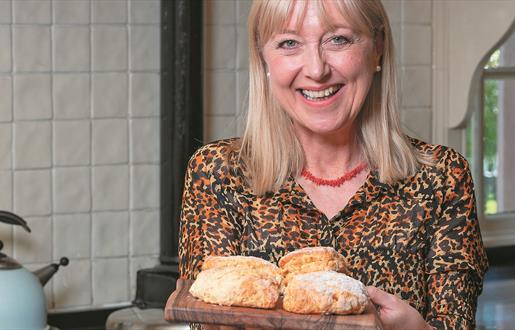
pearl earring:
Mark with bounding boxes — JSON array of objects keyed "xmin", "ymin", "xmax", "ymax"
[
  {"xmin": 266, "ymin": 72, "xmax": 271, "ymax": 78},
  {"xmin": 375, "ymin": 65, "xmax": 381, "ymax": 72}
]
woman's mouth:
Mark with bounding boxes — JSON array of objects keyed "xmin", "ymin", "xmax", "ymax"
[{"xmin": 299, "ymin": 84, "xmax": 343, "ymax": 101}]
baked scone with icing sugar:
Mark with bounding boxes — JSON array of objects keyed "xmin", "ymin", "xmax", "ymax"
[
  {"xmin": 283, "ymin": 270, "xmax": 369, "ymax": 315},
  {"xmin": 278, "ymin": 246, "xmax": 348, "ymax": 289},
  {"xmin": 189, "ymin": 256, "xmax": 282, "ymax": 309},
  {"xmin": 202, "ymin": 255, "xmax": 280, "ymax": 275}
]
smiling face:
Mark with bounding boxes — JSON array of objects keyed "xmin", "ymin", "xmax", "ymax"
[{"xmin": 261, "ymin": 0, "xmax": 381, "ymax": 139}]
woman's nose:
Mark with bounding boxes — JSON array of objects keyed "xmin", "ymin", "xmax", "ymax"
[{"xmin": 303, "ymin": 47, "xmax": 330, "ymax": 81}]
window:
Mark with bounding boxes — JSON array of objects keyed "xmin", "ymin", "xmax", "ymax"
[{"xmin": 466, "ymin": 28, "xmax": 515, "ymax": 220}]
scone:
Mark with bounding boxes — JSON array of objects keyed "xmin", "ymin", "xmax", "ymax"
[
  {"xmin": 202, "ymin": 255, "xmax": 280, "ymax": 275},
  {"xmin": 189, "ymin": 256, "xmax": 281, "ymax": 309},
  {"xmin": 201, "ymin": 255, "xmax": 283, "ymax": 285},
  {"xmin": 283, "ymin": 270, "xmax": 369, "ymax": 315},
  {"xmin": 279, "ymin": 246, "xmax": 348, "ymax": 289}
]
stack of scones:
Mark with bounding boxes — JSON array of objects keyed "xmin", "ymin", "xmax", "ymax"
[{"xmin": 189, "ymin": 246, "xmax": 369, "ymax": 315}]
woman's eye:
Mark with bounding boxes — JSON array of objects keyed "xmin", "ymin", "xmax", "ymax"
[
  {"xmin": 330, "ymin": 35, "xmax": 350, "ymax": 45},
  {"xmin": 278, "ymin": 39, "xmax": 299, "ymax": 49}
]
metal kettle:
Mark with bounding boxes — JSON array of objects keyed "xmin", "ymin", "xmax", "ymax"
[{"xmin": 0, "ymin": 210, "xmax": 68, "ymax": 329}]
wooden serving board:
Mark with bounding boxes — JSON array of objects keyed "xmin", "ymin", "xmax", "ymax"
[{"xmin": 165, "ymin": 279, "xmax": 383, "ymax": 329}]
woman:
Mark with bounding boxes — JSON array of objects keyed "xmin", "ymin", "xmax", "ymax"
[{"xmin": 179, "ymin": 0, "xmax": 488, "ymax": 329}]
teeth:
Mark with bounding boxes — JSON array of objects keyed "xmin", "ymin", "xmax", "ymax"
[{"xmin": 301, "ymin": 85, "xmax": 341, "ymax": 100}]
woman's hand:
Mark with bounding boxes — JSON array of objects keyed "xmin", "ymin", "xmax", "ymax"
[{"xmin": 366, "ymin": 286, "xmax": 434, "ymax": 330}]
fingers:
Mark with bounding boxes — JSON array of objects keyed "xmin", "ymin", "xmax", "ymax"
[
  {"xmin": 366, "ymin": 286, "xmax": 396, "ymax": 309},
  {"xmin": 366, "ymin": 286, "xmax": 432, "ymax": 330}
]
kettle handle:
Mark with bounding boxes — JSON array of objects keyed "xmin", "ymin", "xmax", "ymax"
[{"xmin": 0, "ymin": 210, "xmax": 31, "ymax": 232}]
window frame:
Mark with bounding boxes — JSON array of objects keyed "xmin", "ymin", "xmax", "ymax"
[
  {"xmin": 468, "ymin": 64, "xmax": 515, "ymax": 246},
  {"xmin": 432, "ymin": 2, "xmax": 515, "ymax": 247}
]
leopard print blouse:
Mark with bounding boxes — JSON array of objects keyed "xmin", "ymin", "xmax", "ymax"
[{"xmin": 178, "ymin": 138, "xmax": 488, "ymax": 329}]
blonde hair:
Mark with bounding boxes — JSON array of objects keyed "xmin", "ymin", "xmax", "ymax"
[{"xmin": 240, "ymin": 0, "xmax": 430, "ymax": 195}]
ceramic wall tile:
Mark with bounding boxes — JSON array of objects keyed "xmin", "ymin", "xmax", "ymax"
[
  {"xmin": 54, "ymin": 26, "xmax": 90, "ymax": 72},
  {"xmin": 236, "ymin": 0, "xmax": 252, "ymax": 26},
  {"xmin": 92, "ymin": 165, "xmax": 129, "ymax": 211},
  {"xmin": 53, "ymin": 74, "xmax": 90, "ymax": 120},
  {"xmin": 205, "ymin": 0, "xmax": 235, "ymax": 25},
  {"xmin": 92, "ymin": 211, "xmax": 129, "ymax": 257},
  {"xmin": 17, "ymin": 134, "xmax": 40, "ymax": 176},
  {"xmin": 13, "ymin": 26, "xmax": 51, "ymax": 72},
  {"xmin": 54, "ymin": 167, "xmax": 91, "ymax": 213},
  {"xmin": 131, "ymin": 165, "xmax": 159, "ymax": 209},
  {"xmin": 401, "ymin": 107, "xmax": 433, "ymax": 142},
  {"xmin": 204, "ymin": 25, "xmax": 236, "ymax": 70},
  {"xmin": 204, "ymin": 114, "xmax": 237, "ymax": 143},
  {"xmin": 0, "ymin": 124, "xmax": 10, "ymax": 169},
  {"xmin": 403, "ymin": 0, "xmax": 432, "ymax": 25},
  {"xmin": 54, "ymin": 120, "xmax": 90, "ymax": 166},
  {"xmin": 130, "ymin": 73, "xmax": 159, "ymax": 117},
  {"xmin": 0, "ymin": 0, "xmax": 11, "ymax": 23},
  {"xmin": 403, "ymin": 25, "xmax": 432, "ymax": 65},
  {"xmin": 130, "ymin": 210, "xmax": 159, "ymax": 256},
  {"xmin": 131, "ymin": 118, "xmax": 159, "ymax": 163},
  {"xmin": 53, "ymin": 259, "xmax": 92, "ymax": 308},
  {"xmin": 0, "ymin": 76, "xmax": 11, "ymax": 122},
  {"xmin": 382, "ymin": 0, "xmax": 402, "ymax": 24},
  {"xmin": 92, "ymin": 26, "xmax": 128, "ymax": 71},
  {"xmin": 92, "ymin": 119, "xmax": 128, "ymax": 165},
  {"xmin": 54, "ymin": 0, "xmax": 90, "ymax": 24},
  {"xmin": 14, "ymin": 121, "xmax": 51, "ymax": 169},
  {"xmin": 13, "ymin": 0, "xmax": 51, "ymax": 24},
  {"xmin": 236, "ymin": 28, "xmax": 248, "ymax": 70},
  {"xmin": 131, "ymin": 0, "xmax": 160, "ymax": 24},
  {"xmin": 13, "ymin": 216, "xmax": 52, "ymax": 263},
  {"xmin": 13, "ymin": 74, "xmax": 52, "ymax": 120},
  {"xmin": 131, "ymin": 165, "xmax": 160, "ymax": 209},
  {"xmin": 400, "ymin": 66, "xmax": 432, "ymax": 108},
  {"xmin": 92, "ymin": 258, "xmax": 129, "ymax": 304},
  {"xmin": 92, "ymin": 73, "xmax": 128, "ymax": 118},
  {"xmin": 204, "ymin": 71, "xmax": 236, "ymax": 116},
  {"xmin": 391, "ymin": 23, "xmax": 402, "ymax": 64},
  {"xmin": 15, "ymin": 127, "xmax": 46, "ymax": 177},
  {"xmin": 92, "ymin": 0, "xmax": 127, "ymax": 24},
  {"xmin": 0, "ymin": 170, "xmax": 12, "ymax": 210},
  {"xmin": 130, "ymin": 26, "xmax": 159, "ymax": 71},
  {"xmin": 14, "ymin": 170, "xmax": 51, "ymax": 216},
  {"xmin": 53, "ymin": 214, "xmax": 91, "ymax": 259},
  {"xmin": 0, "ymin": 26, "xmax": 11, "ymax": 72}
]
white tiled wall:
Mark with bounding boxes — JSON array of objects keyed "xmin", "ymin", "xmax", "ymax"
[
  {"xmin": 203, "ymin": 0, "xmax": 250, "ymax": 142},
  {"xmin": 395, "ymin": 0, "xmax": 433, "ymax": 141},
  {"xmin": 0, "ymin": 0, "xmax": 160, "ymax": 310},
  {"xmin": 203, "ymin": 0, "xmax": 433, "ymax": 143}
]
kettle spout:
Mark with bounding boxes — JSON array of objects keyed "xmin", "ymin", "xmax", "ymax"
[{"xmin": 33, "ymin": 257, "xmax": 69, "ymax": 287}]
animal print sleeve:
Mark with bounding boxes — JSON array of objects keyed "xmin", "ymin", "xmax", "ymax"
[
  {"xmin": 424, "ymin": 151, "xmax": 488, "ymax": 329},
  {"xmin": 178, "ymin": 145, "xmax": 242, "ymax": 280}
]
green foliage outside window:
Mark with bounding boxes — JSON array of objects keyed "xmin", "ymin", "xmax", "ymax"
[
  {"xmin": 483, "ymin": 50, "xmax": 500, "ymax": 214},
  {"xmin": 466, "ymin": 50, "xmax": 500, "ymax": 215}
]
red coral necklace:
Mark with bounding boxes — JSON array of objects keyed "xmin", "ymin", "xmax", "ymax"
[{"xmin": 301, "ymin": 162, "xmax": 368, "ymax": 187}]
